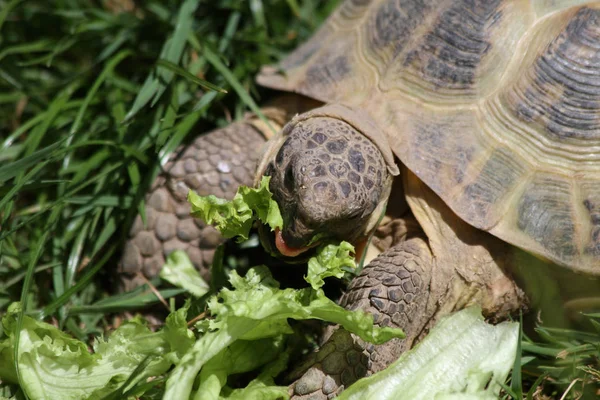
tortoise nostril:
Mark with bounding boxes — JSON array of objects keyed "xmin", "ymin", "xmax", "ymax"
[{"xmin": 282, "ymin": 219, "xmax": 311, "ymax": 248}]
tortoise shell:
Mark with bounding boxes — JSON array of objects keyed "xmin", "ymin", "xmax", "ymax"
[{"xmin": 257, "ymin": 0, "xmax": 600, "ymax": 275}]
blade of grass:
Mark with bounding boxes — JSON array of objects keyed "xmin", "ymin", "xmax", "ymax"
[
  {"xmin": 108, "ymin": 88, "xmax": 128, "ymax": 140},
  {"xmin": 0, "ymin": 0, "xmax": 22, "ymax": 33},
  {"xmin": 127, "ymin": 160, "xmax": 141, "ymax": 189},
  {"xmin": 201, "ymin": 43, "xmax": 275, "ymax": 135},
  {"xmin": 24, "ymin": 83, "xmax": 78, "ymax": 156},
  {"xmin": 66, "ymin": 150, "xmax": 111, "ymax": 186},
  {"xmin": 65, "ymin": 220, "xmax": 90, "ymax": 289},
  {"xmin": 0, "ymin": 140, "xmax": 64, "ymax": 184},
  {"xmin": 97, "ymin": 29, "xmax": 131, "ymax": 62},
  {"xmin": 499, "ymin": 382, "xmax": 519, "ymax": 400},
  {"xmin": 39, "ymin": 243, "xmax": 118, "ymax": 319},
  {"xmin": 526, "ymin": 372, "xmax": 549, "ymax": 400},
  {"xmin": 66, "ymin": 195, "xmax": 133, "ymax": 208},
  {"xmin": 218, "ymin": 11, "xmax": 241, "ymax": 52},
  {"xmin": 511, "ymin": 312, "xmax": 524, "ymax": 399},
  {"xmin": 155, "ymin": 59, "xmax": 226, "ymax": 93},
  {"xmin": 68, "ymin": 289, "xmax": 185, "ymax": 314},
  {"xmin": 155, "ymin": 88, "xmax": 180, "ymax": 148},
  {"xmin": 2, "ymin": 98, "xmax": 92, "ymax": 149},
  {"xmin": 158, "ymin": 108, "xmax": 203, "ymax": 165},
  {"xmin": 91, "ymin": 212, "xmax": 117, "ymax": 256},
  {"xmin": 0, "ymin": 39, "xmax": 55, "ymax": 63},
  {"xmin": 17, "ymin": 37, "xmax": 77, "ymax": 67},
  {"xmin": 70, "ymin": 50, "xmax": 132, "ymax": 136},
  {"xmin": 284, "ymin": 0, "xmax": 301, "ymax": 17},
  {"xmin": 249, "ymin": 0, "xmax": 266, "ymax": 31},
  {"xmin": 521, "ymin": 343, "xmax": 561, "ymax": 357},
  {"xmin": 1, "ymin": 263, "xmax": 59, "ymax": 291},
  {"xmin": 149, "ymin": 0, "xmax": 200, "ymax": 106},
  {"xmin": 191, "ymin": 90, "xmax": 218, "ymax": 112},
  {"xmin": 14, "ymin": 205, "xmax": 61, "ymax": 391},
  {"xmin": 0, "ymin": 155, "xmax": 57, "ymax": 216},
  {"xmin": 124, "ymin": 0, "xmax": 200, "ymax": 120}
]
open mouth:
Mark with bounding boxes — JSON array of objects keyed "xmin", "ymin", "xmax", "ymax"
[
  {"xmin": 259, "ymin": 226, "xmax": 368, "ymax": 266},
  {"xmin": 258, "ymin": 225, "xmax": 318, "ymax": 262},
  {"xmin": 274, "ymin": 227, "xmax": 318, "ymax": 257}
]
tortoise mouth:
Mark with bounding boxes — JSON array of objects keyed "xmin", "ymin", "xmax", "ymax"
[
  {"xmin": 259, "ymin": 225, "xmax": 371, "ymax": 266},
  {"xmin": 258, "ymin": 224, "xmax": 318, "ymax": 263},
  {"xmin": 274, "ymin": 228, "xmax": 318, "ymax": 257}
]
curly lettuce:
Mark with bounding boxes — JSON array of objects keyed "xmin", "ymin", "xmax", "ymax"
[
  {"xmin": 0, "ymin": 302, "xmax": 192, "ymax": 400},
  {"xmin": 164, "ymin": 264, "xmax": 404, "ymax": 399},
  {"xmin": 188, "ymin": 175, "xmax": 282, "ymax": 241}
]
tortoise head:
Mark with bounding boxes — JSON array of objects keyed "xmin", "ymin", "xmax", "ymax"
[{"xmin": 255, "ymin": 104, "xmax": 399, "ymax": 260}]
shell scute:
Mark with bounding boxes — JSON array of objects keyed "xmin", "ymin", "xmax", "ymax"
[
  {"xmin": 367, "ymin": 0, "xmax": 432, "ymax": 57},
  {"xmin": 399, "ymin": 0, "xmax": 502, "ymax": 90},
  {"xmin": 459, "ymin": 147, "xmax": 527, "ymax": 228},
  {"xmin": 507, "ymin": 6, "xmax": 600, "ymax": 142},
  {"xmin": 516, "ymin": 175, "xmax": 577, "ymax": 260},
  {"xmin": 579, "ymin": 182, "xmax": 600, "ymax": 259}
]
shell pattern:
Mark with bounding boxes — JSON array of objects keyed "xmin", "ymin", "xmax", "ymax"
[{"xmin": 258, "ymin": 0, "xmax": 600, "ymax": 274}]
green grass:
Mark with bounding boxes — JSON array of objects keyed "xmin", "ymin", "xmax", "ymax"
[
  {"xmin": 0, "ymin": 1, "xmax": 598, "ymax": 399},
  {"xmin": 0, "ymin": 0, "xmax": 336, "ymax": 316}
]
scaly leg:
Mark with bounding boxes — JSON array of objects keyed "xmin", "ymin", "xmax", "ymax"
[
  {"xmin": 288, "ymin": 234, "xmax": 433, "ymax": 399},
  {"xmin": 287, "ymin": 214, "xmax": 526, "ymax": 399},
  {"xmin": 118, "ymin": 95, "xmax": 322, "ymax": 291},
  {"xmin": 118, "ymin": 121, "xmax": 267, "ymax": 291}
]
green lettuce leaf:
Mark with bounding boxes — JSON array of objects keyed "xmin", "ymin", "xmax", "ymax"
[
  {"xmin": 162, "ymin": 301, "xmax": 196, "ymax": 363},
  {"xmin": 337, "ymin": 306, "xmax": 519, "ymax": 400},
  {"xmin": 219, "ymin": 380, "xmax": 288, "ymax": 400},
  {"xmin": 160, "ymin": 250, "xmax": 210, "ymax": 298},
  {"xmin": 188, "ymin": 175, "xmax": 283, "ymax": 241},
  {"xmin": 218, "ymin": 348, "xmax": 290, "ymax": 400},
  {"xmin": 195, "ymin": 337, "xmax": 285, "ymax": 400},
  {"xmin": 187, "ymin": 176, "xmax": 359, "ymax": 290},
  {"xmin": 306, "ymin": 241, "xmax": 356, "ymax": 290},
  {"xmin": 164, "ymin": 266, "xmax": 405, "ymax": 399},
  {"xmin": 0, "ymin": 302, "xmax": 194, "ymax": 400}
]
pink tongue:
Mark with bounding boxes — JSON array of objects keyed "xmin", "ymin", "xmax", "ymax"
[{"xmin": 275, "ymin": 228, "xmax": 309, "ymax": 257}]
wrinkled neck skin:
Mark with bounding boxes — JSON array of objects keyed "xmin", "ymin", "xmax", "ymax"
[
  {"xmin": 404, "ymin": 167, "xmax": 600, "ymax": 329},
  {"xmin": 402, "ymin": 167, "xmax": 527, "ymax": 331},
  {"xmin": 254, "ymin": 103, "xmax": 399, "ymax": 262}
]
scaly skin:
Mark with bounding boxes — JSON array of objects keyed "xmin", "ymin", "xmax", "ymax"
[
  {"xmin": 118, "ymin": 121, "xmax": 266, "ymax": 291},
  {"xmin": 288, "ymin": 235, "xmax": 433, "ymax": 399},
  {"xmin": 118, "ymin": 94, "xmax": 322, "ymax": 291}
]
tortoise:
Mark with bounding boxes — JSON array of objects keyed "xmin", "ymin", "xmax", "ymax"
[{"xmin": 119, "ymin": 0, "xmax": 600, "ymax": 398}]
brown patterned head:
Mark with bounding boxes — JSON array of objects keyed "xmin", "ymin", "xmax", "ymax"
[{"xmin": 256, "ymin": 104, "xmax": 398, "ymax": 258}]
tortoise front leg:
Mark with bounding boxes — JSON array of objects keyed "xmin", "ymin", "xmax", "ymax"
[
  {"xmin": 118, "ymin": 94, "xmax": 322, "ymax": 291},
  {"xmin": 287, "ymin": 227, "xmax": 527, "ymax": 398},
  {"xmin": 288, "ymin": 236, "xmax": 434, "ymax": 399},
  {"xmin": 118, "ymin": 121, "xmax": 267, "ymax": 291}
]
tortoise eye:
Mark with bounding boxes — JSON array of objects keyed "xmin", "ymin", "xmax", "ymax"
[{"xmin": 284, "ymin": 165, "xmax": 295, "ymax": 191}]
